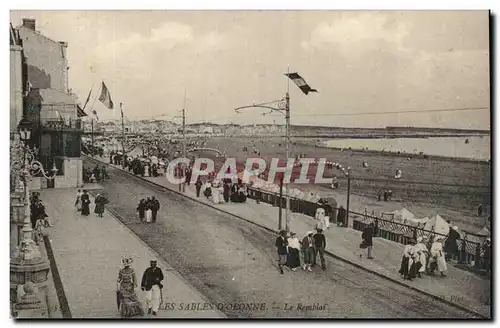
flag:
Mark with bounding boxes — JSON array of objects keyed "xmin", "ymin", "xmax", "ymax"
[
  {"xmin": 82, "ymin": 87, "xmax": 93, "ymax": 110},
  {"xmin": 77, "ymin": 105, "xmax": 88, "ymax": 117},
  {"xmin": 98, "ymin": 81, "xmax": 114, "ymax": 109},
  {"xmin": 284, "ymin": 72, "xmax": 318, "ymax": 95}
]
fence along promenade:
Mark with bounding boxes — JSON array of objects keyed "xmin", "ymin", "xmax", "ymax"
[{"xmin": 246, "ymin": 187, "xmax": 488, "ymax": 269}]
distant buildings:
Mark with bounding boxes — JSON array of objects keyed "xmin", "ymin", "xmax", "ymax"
[{"xmin": 11, "ymin": 18, "xmax": 83, "ymax": 188}]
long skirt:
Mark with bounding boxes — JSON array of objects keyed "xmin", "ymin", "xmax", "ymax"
[
  {"xmin": 145, "ymin": 210, "xmax": 152, "ymax": 223},
  {"xmin": 75, "ymin": 198, "xmax": 82, "ymax": 211},
  {"xmin": 286, "ymin": 248, "xmax": 301, "ymax": 269},
  {"xmin": 418, "ymin": 252, "xmax": 427, "ymax": 273},
  {"xmin": 398, "ymin": 256, "xmax": 412, "ymax": 277},
  {"xmin": 82, "ymin": 203, "xmax": 90, "ymax": 216},
  {"xmin": 437, "ymin": 255, "xmax": 447, "ymax": 272},
  {"xmin": 119, "ymin": 284, "xmax": 144, "ymax": 317}
]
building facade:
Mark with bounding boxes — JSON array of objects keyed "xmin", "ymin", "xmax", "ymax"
[{"xmin": 16, "ymin": 18, "xmax": 83, "ymax": 188}]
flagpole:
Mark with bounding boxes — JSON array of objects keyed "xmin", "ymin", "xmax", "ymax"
[
  {"xmin": 120, "ymin": 102, "xmax": 126, "ymax": 167},
  {"xmin": 285, "ymin": 66, "xmax": 291, "ymax": 233},
  {"xmin": 88, "ymin": 83, "xmax": 101, "ymax": 157}
]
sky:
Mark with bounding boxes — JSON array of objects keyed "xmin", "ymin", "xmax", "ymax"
[{"xmin": 10, "ymin": 10, "xmax": 491, "ymax": 129}]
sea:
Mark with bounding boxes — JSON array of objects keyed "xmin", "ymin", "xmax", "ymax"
[{"xmin": 323, "ymin": 136, "xmax": 490, "ymax": 161}]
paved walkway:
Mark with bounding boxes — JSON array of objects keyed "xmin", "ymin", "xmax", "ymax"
[
  {"xmin": 93, "ymin": 158, "xmax": 491, "ymax": 317},
  {"xmin": 40, "ymin": 187, "xmax": 224, "ymax": 319}
]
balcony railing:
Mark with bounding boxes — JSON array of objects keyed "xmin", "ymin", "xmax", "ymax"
[{"xmin": 40, "ymin": 118, "xmax": 82, "ymax": 131}]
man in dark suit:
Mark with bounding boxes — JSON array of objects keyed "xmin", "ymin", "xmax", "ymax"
[
  {"xmin": 275, "ymin": 230, "xmax": 288, "ymax": 275},
  {"xmin": 312, "ymin": 228, "xmax": 327, "ymax": 270},
  {"xmin": 141, "ymin": 260, "xmax": 164, "ymax": 315},
  {"xmin": 362, "ymin": 223, "xmax": 375, "ymax": 259},
  {"xmin": 150, "ymin": 196, "xmax": 160, "ymax": 223}
]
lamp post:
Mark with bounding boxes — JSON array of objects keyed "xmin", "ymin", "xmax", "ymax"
[
  {"xmin": 235, "ymin": 96, "xmax": 290, "ymax": 231},
  {"xmin": 332, "ymin": 162, "xmax": 351, "ymax": 227},
  {"xmin": 11, "ymin": 116, "xmax": 58, "ymax": 317}
]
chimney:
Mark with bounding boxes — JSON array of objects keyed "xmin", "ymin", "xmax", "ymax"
[{"xmin": 22, "ymin": 18, "xmax": 36, "ymax": 31}]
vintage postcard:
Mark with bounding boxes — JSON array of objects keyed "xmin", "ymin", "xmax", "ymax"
[{"xmin": 9, "ymin": 10, "xmax": 491, "ymax": 319}]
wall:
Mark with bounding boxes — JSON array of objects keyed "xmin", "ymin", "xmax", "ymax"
[
  {"xmin": 17, "ymin": 27, "xmax": 68, "ymax": 93},
  {"xmin": 54, "ymin": 158, "xmax": 83, "ymax": 188},
  {"xmin": 10, "ymin": 45, "xmax": 23, "ymax": 133}
]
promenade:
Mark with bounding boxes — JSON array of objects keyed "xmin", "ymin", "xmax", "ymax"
[
  {"xmin": 92, "ymin": 157, "xmax": 491, "ymax": 317},
  {"xmin": 40, "ymin": 187, "xmax": 224, "ymax": 318}
]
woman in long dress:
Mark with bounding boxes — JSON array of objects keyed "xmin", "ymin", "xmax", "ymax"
[
  {"xmin": 399, "ymin": 239, "xmax": 417, "ymax": 280},
  {"xmin": 117, "ymin": 257, "xmax": 144, "ymax": 317},
  {"xmin": 94, "ymin": 194, "xmax": 108, "ymax": 217},
  {"xmin": 286, "ymin": 232, "xmax": 301, "ymax": 271},
  {"xmin": 81, "ymin": 190, "xmax": 91, "ymax": 216},
  {"xmin": 75, "ymin": 189, "xmax": 82, "ymax": 212},
  {"xmin": 429, "ymin": 238, "xmax": 447, "ymax": 276},
  {"xmin": 414, "ymin": 236, "xmax": 429, "ymax": 277},
  {"xmin": 145, "ymin": 198, "xmax": 153, "ymax": 223}
]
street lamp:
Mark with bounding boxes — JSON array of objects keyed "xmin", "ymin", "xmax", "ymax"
[
  {"xmin": 15, "ymin": 116, "xmax": 58, "ymax": 259},
  {"xmin": 235, "ymin": 96, "xmax": 291, "ymax": 232},
  {"xmin": 332, "ymin": 163, "xmax": 351, "ymax": 227}
]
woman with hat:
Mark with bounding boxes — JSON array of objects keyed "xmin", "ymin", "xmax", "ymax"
[
  {"xmin": 429, "ymin": 237, "xmax": 447, "ymax": 276},
  {"xmin": 286, "ymin": 232, "xmax": 301, "ymax": 272},
  {"xmin": 414, "ymin": 237, "xmax": 429, "ymax": 278},
  {"xmin": 399, "ymin": 239, "xmax": 418, "ymax": 280},
  {"xmin": 117, "ymin": 257, "xmax": 144, "ymax": 317}
]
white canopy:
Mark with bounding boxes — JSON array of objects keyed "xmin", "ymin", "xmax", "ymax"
[
  {"xmin": 423, "ymin": 214, "xmax": 449, "ymax": 236},
  {"xmin": 403, "ymin": 216, "xmax": 430, "ymax": 227},
  {"xmin": 391, "ymin": 207, "xmax": 415, "ymax": 223}
]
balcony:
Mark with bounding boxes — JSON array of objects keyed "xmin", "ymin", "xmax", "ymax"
[{"xmin": 40, "ymin": 118, "xmax": 82, "ymax": 132}]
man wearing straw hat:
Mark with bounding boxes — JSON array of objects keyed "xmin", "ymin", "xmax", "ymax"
[{"xmin": 141, "ymin": 260, "xmax": 164, "ymax": 315}]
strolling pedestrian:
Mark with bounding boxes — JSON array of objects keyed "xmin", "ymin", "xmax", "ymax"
[
  {"xmin": 150, "ymin": 196, "xmax": 160, "ymax": 223},
  {"xmin": 286, "ymin": 232, "xmax": 301, "ymax": 272},
  {"xmin": 275, "ymin": 230, "xmax": 288, "ymax": 275},
  {"xmin": 145, "ymin": 197, "xmax": 152, "ymax": 223},
  {"xmin": 312, "ymin": 228, "xmax": 327, "ymax": 270},
  {"xmin": 337, "ymin": 206, "xmax": 346, "ymax": 227},
  {"xmin": 195, "ymin": 177, "xmax": 203, "ymax": 197},
  {"xmin": 477, "ymin": 204, "xmax": 483, "ymax": 216},
  {"xmin": 81, "ymin": 190, "xmax": 91, "ymax": 216},
  {"xmin": 444, "ymin": 226, "xmax": 460, "ymax": 261},
  {"xmin": 75, "ymin": 189, "xmax": 82, "ymax": 212},
  {"xmin": 361, "ymin": 223, "xmax": 375, "ymax": 259},
  {"xmin": 429, "ymin": 238, "xmax": 447, "ymax": 276},
  {"xmin": 94, "ymin": 193, "xmax": 108, "ymax": 218},
  {"xmin": 399, "ymin": 239, "xmax": 417, "ymax": 280},
  {"xmin": 141, "ymin": 260, "xmax": 164, "ymax": 316},
  {"xmin": 301, "ymin": 231, "xmax": 314, "ymax": 272},
  {"xmin": 414, "ymin": 236, "xmax": 429, "ymax": 277},
  {"xmin": 482, "ymin": 238, "xmax": 491, "ymax": 273},
  {"xmin": 137, "ymin": 199, "xmax": 146, "ymax": 223},
  {"xmin": 223, "ymin": 182, "xmax": 230, "ymax": 202},
  {"xmin": 117, "ymin": 257, "xmax": 144, "ymax": 317}
]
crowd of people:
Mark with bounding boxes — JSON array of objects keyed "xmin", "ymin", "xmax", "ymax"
[
  {"xmin": 116, "ymin": 258, "xmax": 165, "ymax": 317},
  {"xmin": 136, "ymin": 196, "xmax": 161, "ymax": 223},
  {"xmin": 275, "ymin": 228, "xmax": 328, "ymax": 274},
  {"xmin": 201, "ymin": 177, "xmax": 249, "ymax": 204},
  {"xmin": 74, "ymin": 189, "xmax": 109, "ymax": 217}
]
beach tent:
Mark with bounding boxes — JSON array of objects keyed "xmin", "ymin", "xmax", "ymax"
[
  {"xmin": 423, "ymin": 214, "xmax": 449, "ymax": 236},
  {"xmin": 390, "ymin": 207, "xmax": 416, "ymax": 223}
]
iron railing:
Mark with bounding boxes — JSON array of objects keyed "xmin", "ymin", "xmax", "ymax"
[{"xmin": 246, "ymin": 186, "xmax": 489, "ymax": 269}]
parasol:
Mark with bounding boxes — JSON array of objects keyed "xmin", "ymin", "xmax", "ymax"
[{"xmin": 116, "ymin": 290, "xmax": 121, "ymax": 310}]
